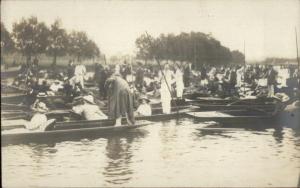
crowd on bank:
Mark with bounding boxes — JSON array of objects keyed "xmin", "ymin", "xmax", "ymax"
[{"xmin": 6, "ymin": 58, "xmax": 300, "ymax": 129}]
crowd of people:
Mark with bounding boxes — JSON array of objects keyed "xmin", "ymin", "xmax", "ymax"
[{"xmin": 7, "ymin": 58, "xmax": 300, "ymax": 130}]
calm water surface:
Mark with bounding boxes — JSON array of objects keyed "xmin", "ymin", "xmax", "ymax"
[{"xmin": 2, "ymin": 118, "xmax": 300, "ymax": 187}]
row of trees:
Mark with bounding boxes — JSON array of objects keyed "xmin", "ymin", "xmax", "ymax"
[
  {"xmin": 1, "ymin": 17, "xmax": 100, "ymax": 65},
  {"xmin": 135, "ymin": 32, "xmax": 245, "ymax": 67}
]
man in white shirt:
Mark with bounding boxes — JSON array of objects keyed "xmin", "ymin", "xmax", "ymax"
[{"xmin": 74, "ymin": 62, "xmax": 86, "ymax": 88}]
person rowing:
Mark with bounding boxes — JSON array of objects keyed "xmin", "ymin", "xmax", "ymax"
[
  {"xmin": 105, "ymin": 64, "xmax": 135, "ymax": 126},
  {"xmin": 135, "ymin": 95, "xmax": 152, "ymax": 116},
  {"xmin": 72, "ymin": 95, "xmax": 108, "ymax": 120}
]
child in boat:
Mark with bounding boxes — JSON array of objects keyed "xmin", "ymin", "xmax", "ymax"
[
  {"xmin": 135, "ymin": 95, "xmax": 152, "ymax": 116},
  {"xmin": 72, "ymin": 95, "xmax": 108, "ymax": 120}
]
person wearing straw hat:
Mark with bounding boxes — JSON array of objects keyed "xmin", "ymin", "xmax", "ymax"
[
  {"xmin": 105, "ymin": 64, "xmax": 135, "ymax": 126},
  {"xmin": 135, "ymin": 95, "xmax": 152, "ymax": 116},
  {"xmin": 25, "ymin": 101, "xmax": 49, "ymax": 131},
  {"xmin": 72, "ymin": 95, "xmax": 107, "ymax": 121}
]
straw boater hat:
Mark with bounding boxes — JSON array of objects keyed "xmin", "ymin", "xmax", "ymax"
[
  {"xmin": 139, "ymin": 95, "xmax": 150, "ymax": 103},
  {"xmin": 37, "ymin": 92, "xmax": 47, "ymax": 98},
  {"xmin": 83, "ymin": 95, "xmax": 96, "ymax": 104}
]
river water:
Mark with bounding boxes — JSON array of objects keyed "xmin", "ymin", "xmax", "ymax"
[{"xmin": 2, "ymin": 118, "xmax": 300, "ymax": 187}]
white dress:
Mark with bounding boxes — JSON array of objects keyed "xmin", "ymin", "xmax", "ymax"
[
  {"xmin": 236, "ymin": 67, "xmax": 244, "ymax": 88},
  {"xmin": 175, "ymin": 69, "xmax": 184, "ymax": 98},
  {"xmin": 73, "ymin": 104, "xmax": 108, "ymax": 120},
  {"xmin": 160, "ymin": 70, "xmax": 173, "ymax": 114},
  {"xmin": 136, "ymin": 103, "xmax": 152, "ymax": 116},
  {"xmin": 25, "ymin": 113, "xmax": 48, "ymax": 130}
]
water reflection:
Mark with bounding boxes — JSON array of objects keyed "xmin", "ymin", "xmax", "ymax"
[
  {"xmin": 103, "ymin": 131, "xmax": 143, "ymax": 185},
  {"xmin": 273, "ymin": 127, "xmax": 284, "ymax": 144},
  {"xmin": 2, "ymin": 118, "xmax": 300, "ymax": 187}
]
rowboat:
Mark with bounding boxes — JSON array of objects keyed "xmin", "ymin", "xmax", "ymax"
[
  {"xmin": 1, "ymin": 65, "xmax": 21, "ymax": 78},
  {"xmin": 1, "ymin": 120, "xmax": 152, "ymax": 146},
  {"xmin": 1, "ymin": 102, "xmax": 199, "ymax": 120},
  {"xmin": 186, "ymin": 97, "xmax": 280, "ymax": 112},
  {"xmin": 185, "ymin": 109, "xmax": 276, "ymax": 126}
]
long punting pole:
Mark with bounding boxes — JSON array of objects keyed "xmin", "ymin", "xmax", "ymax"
[
  {"xmin": 295, "ymin": 28, "xmax": 300, "ymax": 70},
  {"xmin": 145, "ymin": 32, "xmax": 179, "ymax": 114},
  {"xmin": 243, "ymin": 40, "xmax": 246, "ymax": 95}
]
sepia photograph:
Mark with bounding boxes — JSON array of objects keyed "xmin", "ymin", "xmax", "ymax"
[{"xmin": 1, "ymin": 0, "xmax": 300, "ymax": 187}]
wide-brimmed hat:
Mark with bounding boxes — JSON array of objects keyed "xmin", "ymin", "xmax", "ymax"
[
  {"xmin": 37, "ymin": 92, "xmax": 47, "ymax": 98},
  {"xmin": 54, "ymin": 79, "xmax": 61, "ymax": 83},
  {"xmin": 83, "ymin": 95, "xmax": 95, "ymax": 104},
  {"xmin": 139, "ymin": 95, "xmax": 150, "ymax": 103}
]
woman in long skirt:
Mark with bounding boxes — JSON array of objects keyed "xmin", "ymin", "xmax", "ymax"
[
  {"xmin": 160, "ymin": 63, "xmax": 174, "ymax": 114},
  {"xmin": 105, "ymin": 65, "xmax": 135, "ymax": 126}
]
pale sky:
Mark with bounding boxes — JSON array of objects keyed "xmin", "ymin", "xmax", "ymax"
[{"xmin": 1, "ymin": 0, "xmax": 300, "ymax": 61}]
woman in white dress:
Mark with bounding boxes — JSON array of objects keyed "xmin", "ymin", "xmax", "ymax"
[
  {"xmin": 175, "ymin": 66, "xmax": 184, "ymax": 98},
  {"xmin": 160, "ymin": 63, "xmax": 174, "ymax": 114}
]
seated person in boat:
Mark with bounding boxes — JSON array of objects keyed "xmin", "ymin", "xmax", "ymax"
[
  {"xmin": 135, "ymin": 95, "xmax": 152, "ymax": 116},
  {"xmin": 72, "ymin": 95, "xmax": 108, "ymax": 120},
  {"xmin": 49, "ymin": 79, "xmax": 64, "ymax": 92},
  {"xmin": 25, "ymin": 100, "xmax": 49, "ymax": 130}
]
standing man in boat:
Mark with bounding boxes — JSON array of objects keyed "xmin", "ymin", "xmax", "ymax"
[
  {"xmin": 183, "ymin": 62, "xmax": 191, "ymax": 87},
  {"xmin": 67, "ymin": 60, "xmax": 75, "ymax": 79},
  {"xmin": 266, "ymin": 65, "xmax": 278, "ymax": 97},
  {"xmin": 175, "ymin": 65, "xmax": 184, "ymax": 98},
  {"xmin": 74, "ymin": 61, "xmax": 86, "ymax": 89},
  {"xmin": 105, "ymin": 64, "xmax": 135, "ymax": 126}
]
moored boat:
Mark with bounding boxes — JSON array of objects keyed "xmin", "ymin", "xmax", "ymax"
[
  {"xmin": 185, "ymin": 109, "xmax": 276, "ymax": 125},
  {"xmin": 1, "ymin": 120, "xmax": 152, "ymax": 145},
  {"xmin": 1, "ymin": 65, "xmax": 21, "ymax": 78}
]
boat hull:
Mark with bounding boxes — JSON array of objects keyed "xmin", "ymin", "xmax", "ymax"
[{"xmin": 1, "ymin": 122, "xmax": 149, "ymax": 146}]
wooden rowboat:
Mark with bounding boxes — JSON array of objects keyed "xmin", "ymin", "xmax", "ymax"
[
  {"xmin": 1, "ymin": 66, "xmax": 21, "ymax": 78},
  {"xmin": 1, "ymin": 120, "xmax": 152, "ymax": 145},
  {"xmin": 186, "ymin": 97, "xmax": 279, "ymax": 112},
  {"xmin": 1, "ymin": 104, "xmax": 198, "ymax": 121},
  {"xmin": 1, "ymin": 109, "xmax": 193, "ymax": 131},
  {"xmin": 185, "ymin": 109, "xmax": 276, "ymax": 125}
]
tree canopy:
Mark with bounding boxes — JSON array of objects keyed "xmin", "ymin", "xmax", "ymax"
[
  {"xmin": 1, "ymin": 17, "xmax": 101, "ymax": 64},
  {"xmin": 135, "ymin": 32, "xmax": 245, "ymax": 67},
  {"xmin": 1, "ymin": 22, "xmax": 15, "ymax": 54}
]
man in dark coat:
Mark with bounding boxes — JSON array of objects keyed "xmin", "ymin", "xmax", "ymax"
[
  {"xmin": 184, "ymin": 63, "xmax": 191, "ymax": 87},
  {"xmin": 105, "ymin": 65, "xmax": 135, "ymax": 126},
  {"xmin": 267, "ymin": 66, "xmax": 278, "ymax": 97},
  {"xmin": 135, "ymin": 62, "xmax": 144, "ymax": 92}
]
